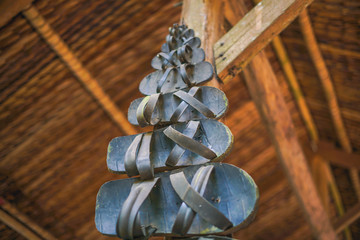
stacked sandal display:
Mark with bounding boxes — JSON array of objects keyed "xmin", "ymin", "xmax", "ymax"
[{"xmin": 95, "ymin": 24, "xmax": 259, "ymax": 239}]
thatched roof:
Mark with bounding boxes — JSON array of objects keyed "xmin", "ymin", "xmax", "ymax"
[{"xmin": 0, "ymin": 0, "xmax": 359, "ymax": 239}]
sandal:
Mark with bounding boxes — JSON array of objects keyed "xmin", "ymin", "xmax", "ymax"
[
  {"xmin": 161, "ymin": 36, "xmax": 201, "ymax": 53},
  {"xmin": 107, "ymin": 120, "xmax": 233, "ymax": 179},
  {"xmin": 151, "ymin": 45, "xmax": 205, "ymax": 70},
  {"xmin": 139, "ymin": 61, "xmax": 213, "ymax": 95},
  {"xmin": 161, "ymin": 24, "xmax": 201, "ymax": 53},
  {"xmin": 95, "ymin": 163, "xmax": 259, "ymax": 238},
  {"xmin": 129, "ymin": 86, "xmax": 226, "ymax": 126}
]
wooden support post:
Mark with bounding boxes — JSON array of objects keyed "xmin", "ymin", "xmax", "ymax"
[
  {"xmin": 311, "ymin": 155, "xmax": 330, "ymax": 212},
  {"xmin": 299, "ymin": 9, "xmax": 360, "ymax": 200},
  {"xmin": 181, "ymin": 0, "xmax": 223, "ymax": 89},
  {"xmin": 215, "ymin": 0, "xmax": 314, "ymax": 84},
  {"xmin": 222, "ymin": 1, "xmax": 337, "ymax": 239},
  {"xmin": 22, "ymin": 5, "xmax": 137, "ymax": 135}
]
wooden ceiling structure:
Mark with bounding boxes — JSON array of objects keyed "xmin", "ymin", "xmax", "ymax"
[{"xmin": 0, "ymin": 0, "xmax": 359, "ymax": 239}]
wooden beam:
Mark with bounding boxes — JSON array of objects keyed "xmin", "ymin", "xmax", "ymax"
[
  {"xmin": 22, "ymin": 5, "xmax": 137, "ymax": 135},
  {"xmin": 215, "ymin": 0, "xmax": 314, "ymax": 84},
  {"xmin": 334, "ymin": 203, "xmax": 360, "ymax": 234},
  {"xmin": 299, "ymin": 9, "xmax": 360, "ymax": 200},
  {"xmin": 311, "ymin": 155, "xmax": 330, "ymax": 213},
  {"xmin": 223, "ymin": 1, "xmax": 336, "ymax": 239},
  {"xmin": 0, "ymin": 198, "xmax": 57, "ymax": 240},
  {"xmin": 243, "ymin": 51, "xmax": 337, "ymax": 240},
  {"xmin": 304, "ymin": 141, "xmax": 360, "ymax": 170},
  {"xmin": 0, "ymin": 0, "xmax": 33, "ymax": 27},
  {"xmin": 181, "ymin": 0, "xmax": 223, "ymax": 89},
  {"xmin": 0, "ymin": 209, "xmax": 42, "ymax": 240},
  {"xmin": 241, "ymin": 1, "xmax": 349, "ymax": 237}
]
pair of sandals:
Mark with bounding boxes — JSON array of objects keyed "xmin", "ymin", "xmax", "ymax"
[{"xmin": 95, "ymin": 24, "xmax": 258, "ymax": 239}]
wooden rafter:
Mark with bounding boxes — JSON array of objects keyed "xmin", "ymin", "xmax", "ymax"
[
  {"xmin": 243, "ymin": 52, "xmax": 337, "ymax": 240},
  {"xmin": 0, "ymin": 209, "xmax": 42, "ymax": 240},
  {"xmin": 299, "ymin": 9, "xmax": 360, "ymax": 200},
  {"xmin": 304, "ymin": 141, "xmax": 360, "ymax": 170},
  {"xmin": 214, "ymin": 0, "xmax": 314, "ymax": 84},
  {"xmin": 334, "ymin": 203, "xmax": 360, "ymax": 234},
  {"xmin": 0, "ymin": 198, "xmax": 57, "ymax": 240},
  {"xmin": 242, "ymin": 1, "xmax": 350, "ymax": 237},
  {"xmin": 218, "ymin": 1, "xmax": 337, "ymax": 239},
  {"xmin": 22, "ymin": 5, "xmax": 137, "ymax": 135},
  {"xmin": 0, "ymin": 0, "xmax": 33, "ymax": 27}
]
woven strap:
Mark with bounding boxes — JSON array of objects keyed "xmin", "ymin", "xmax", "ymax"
[
  {"xmin": 170, "ymin": 87, "xmax": 200, "ymax": 122},
  {"xmin": 163, "ymin": 123, "xmax": 217, "ymax": 160},
  {"xmin": 136, "ymin": 94, "xmax": 161, "ymax": 127},
  {"xmin": 124, "ymin": 132, "xmax": 154, "ymax": 180},
  {"xmin": 166, "ymin": 121, "xmax": 203, "ymax": 166},
  {"xmin": 173, "ymin": 88, "xmax": 216, "ymax": 119},
  {"xmin": 177, "ymin": 45, "xmax": 192, "ymax": 64},
  {"xmin": 183, "ymin": 37, "xmax": 200, "ymax": 48},
  {"xmin": 180, "ymin": 28, "xmax": 194, "ymax": 40},
  {"xmin": 117, "ymin": 177, "xmax": 159, "ymax": 239},
  {"xmin": 170, "ymin": 166, "xmax": 233, "ymax": 235},
  {"xmin": 158, "ymin": 52, "xmax": 176, "ymax": 69}
]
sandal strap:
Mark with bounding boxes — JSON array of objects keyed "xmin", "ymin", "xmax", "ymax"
[
  {"xmin": 183, "ymin": 37, "xmax": 200, "ymax": 48},
  {"xmin": 177, "ymin": 45, "xmax": 192, "ymax": 64},
  {"xmin": 158, "ymin": 52, "xmax": 175, "ymax": 68},
  {"xmin": 170, "ymin": 166, "xmax": 233, "ymax": 235},
  {"xmin": 180, "ymin": 28, "xmax": 194, "ymax": 40},
  {"xmin": 170, "ymin": 87, "xmax": 198, "ymax": 122},
  {"xmin": 156, "ymin": 67, "xmax": 176, "ymax": 93},
  {"xmin": 136, "ymin": 132, "xmax": 154, "ymax": 180},
  {"xmin": 136, "ymin": 94, "xmax": 161, "ymax": 127},
  {"xmin": 165, "ymin": 121, "xmax": 200, "ymax": 167},
  {"xmin": 124, "ymin": 133, "xmax": 154, "ymax": 180},
  {"xmin": 163, "ymin": 124, "xmax": 217, "ymax": 160},
  {"xmin": 179, "ymin": 64, "xmax": 193, "ymax": 88},
  {"xmin": 125, "ymin": 134, "xmax": 144, "ymax": 177},
  {"xmin": 172, "ymin": 165, "xmax": 214, "ymax": 234},
  {"xmin": 173, "ymin": 88, "xmax": 216, "ymax": 118},
  {"xmin": 117, "ymin": 177, "xmax": 160, "ymax": 239},
  {"xmin": 166, "ymin": 35, "xmax": 178, "ymax": 50}
]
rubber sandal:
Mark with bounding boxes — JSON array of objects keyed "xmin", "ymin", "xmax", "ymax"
[
  {"xmin": 139, "ymin": 61, "xmax": 213, "ymax": 95},
  {"xmin": 161, "ymin": 24, "xmax": 201, "ymax": 53},
  {"xmin": 129, "ymin": 86, "xmax": 227, "ymax": 126},
  {"xmin": 107, "ymin": 120, "xmax": 233, "ymax": 178},
  {"xmin": 161, "ymin": 36, "xmax": 201, "ymax": 53},
  {"xmin": 139, "ymin": 59, "xmax": 213, "ymax": 95},
  {"xmin": 151, "ymin": 45, "xmax": 205, "ymax": 70},
  {"xmin": 95, "ymin": 163, "xmax": 259, "ymax": 238}
]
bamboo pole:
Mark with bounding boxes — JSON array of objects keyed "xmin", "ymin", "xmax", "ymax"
[
  {"xmin": 299, "ymin": 9, "xmax": 360, "ymax": 201},
  {"xmin": 22, "ymin": 5, "xmax": 137, "ymax": 135}
]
